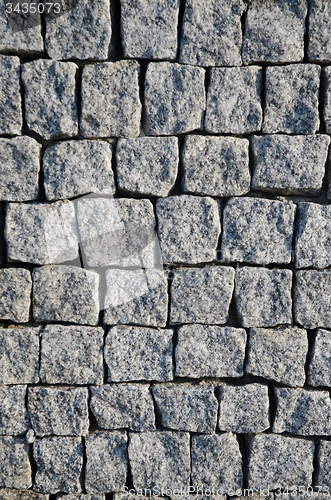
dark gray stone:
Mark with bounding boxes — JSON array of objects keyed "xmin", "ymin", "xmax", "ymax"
[
  {"xmin": 22, "ymin": 60, "xmax": 78, "ymax": 140},
  {"xmin": 0, "ymin": 385, "xmax": 30, "ymax": 436},
  {"xmin": 308, "ymin": 329, "xmax": 331, "ymax": 387},
  {"xmin": 205, "ymin": 66, "xmax": 263, "ymax": 134},
  {"xmin": 0, "ymin": 2, "xmax": 43, "ymax": 55},
  {"xmin": 308, "ymin": 0, "xmax": 331, "ymax": 63},
  {"xmin": 316, "ymin": 441, "xmax": 331, "ymax": 489},
  {"xmin": 0, "ymin": 56, "xmax": 22, "ymax": 135},
  {"xmin": 0, "ymin": 436, "xmax": 32, "ymax": 489},
  {"xmin": 0, "ymin": 268, "xmax": 32, "ymax": 323},
  {"xmin": 144, "ymin": 62, "xmax": 205, "ymax": 135},
  {"xmin": 294, "ymin": 270, "xmax": 331, "ymax": 329}
]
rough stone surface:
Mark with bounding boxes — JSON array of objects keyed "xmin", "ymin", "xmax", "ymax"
[
  {"xmin": 273, "ymin": 387, "xmax": 331, "ymax": 436},
  {"xmin": 32, "ymin": 265, "xmax": 99, "ymax": 326},
  {"xmin": 105, "ymin": 326, "xmax": 173, "ymax": 382},
  {"xmin": 21, "ymin": 60, "xmax": 78, "ymax": 140},
  {"xmin": 247, "ymin": 434, "xmax": 314, "ymax": 490},
  {"xmin": 308, "ymin": 329, "xmax": 331, "ymax": 387},
  {"xmin": 175, "ymin": 324, "xmax": 246, "ymax": 378},
  {"xmin": 170, "ymin": 266, "xmax": 234, "ymax": 325},
  {"xmin": 316, "ymin": 441, "xmax": 331, "ymax": 489},
  {"xmin": 57, "ymin": 497, "xmax": 102, "ymax": 500},
  {"xmin": 77, "ymin": 197, "xmax": 156, "ymax": 268},
  {"xmin": 242, "ymin": 0, "xmax": 307, "ymax": 64},
  {"xmin": 246, "ymin": 326, "xmax": 308, "ymax": 388},
  {"xmin": 191, "ymin": 432, "xmax": 243, "ymax": 490},
  {"xmin": 0, "ymin": 56, "xmax": 22, "ymax": 135},
  {"xmin": 182, "ymin": 136, "xmax": 250, "ymax": 197},
  {"xmin": 263, "ymin": 64, "xmax": 320, "ymax": 134},
  {"xmin": 0, "ymin": 136, "xmax": 41, "ymax": 202},
  {"xmin": 120, "ymin": 0, "xmax": 179, "ymax": 60},
  {"xmin": 0, "ymin": 490, "xmax": 49, "ymax": 500},
  {"xmin": 0, "ymin": 385, "xmax": 30, "ymax": 436},
  {"xmin": 43, "ymin": 140, "xmax": 115, "ymax": 201},
  {"xmin": 221, "ymin": 197, "xmax": 296, "ymax": 265},
  {"xmin": 0, "ymin": 436, "xmax": 32, "ymax": 489},
  {"xmin": 294, "ymin": 270, "xmax": 331, "ymax": 329},
  {"xmin": 33, "ymin": 437, "xmax": 83, "ymax": 494},
  {"xmin": 308, "ymin": 0, "xmax": 331, "ymax": 63},
  {"xmin": 152, "ymin": 383, "xmax": 218, "ymax": 433},
  {"xmin": 5, "ymin": 201, "xmax": 79, "ymax": 265},
  {"xmin": 90, "ymin": 384, "xmax": 155, "ymax": 431},
  {"xmin": 235, "ymin": 267, "xmax": 293, "ymax": 328},
  {"xmin": 179, "ymin": 0, "xmax": 244, "ymax": 66},
  {"xmin": 251, "ymin": 134, "xmax": 330, "ymax": 195},
  {"xmin": 45, "ymin": 0, "xmax": 111, "ymax": 60},
  {"xmin": 0, "ymin": 327, "xmax": 41, "ymax": 385},
  {"xmin": 156, "ymin": 195, "xmax": 221, "ymax": 265},
  {"xmin": 104, "ymin": 269, "xmax": 168, "ymax": 327},
  {"xmin": 28, "ymin": 386, "xmax": 89, "ymax": 437},
  {"xmin": 144, "ymin": 62, "xmax": 206, "ymax": 135},
  {"xmin": 218, "ymin": 384, "xmax": 270, "ymax": 434},
  {"xmin": 0, "ymin": 2, "xmax": 43, "ymax": 55},
  {"xmin": 322, "ymin": 67, "xmax": 331, "ymax": 135},
  {"xmin": 205, "ymin": 66, "xmax": 263, "ymax": 134},
  {"xmin": 116, "ymin": 137, "xmax": 178, "ymax": 197},
  {"xmin": 85, "ymin": 431, "xmax": 127, "ymax": 494},
  {"xmin": 80, "ymin": 60, "xmax": 141, "ymax": 138},
  {"xmin": 0, "ymin": 268, "xmax": 32, "ymax": 323},
  {"xmin": 128, "ymin": 431, "xmax": 190, "ymax": 490},
  {"xmin": 40, "ymin": 325, "xmax": 104, "ymax": 386}
]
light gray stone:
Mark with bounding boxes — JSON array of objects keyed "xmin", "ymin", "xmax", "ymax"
[
  {"xmin": 152, "ymin": 383, "xmax": 218, "ymax": 433},
  {"xmin": 43, "ymin": 140, "xmax": 115, "ymax": 201},
  {"xmin": 0, "ymin": 436, "xmax": 32, "ymax": 489},
  {"xmin": 191, "ymin": 432, "xmax": 243, "ymax": 490},
  {"xmin": 170, "ymin": 266, "xmax": 234, "ymax": 325},
  {"xmin": 205, "ymin": 66, "xmax": 262, "ymax": 134},
  {"xmin": 323, "ymin": 67, "xmax": 331, "ymax": 135},
  {"xmin": 0, "ymin": 268, "xmax": 32, "ymax": 323},
  {"xmin": 242, "ymin": 0, "xmax": 307, "ymax": 64},
  {"xmin": 308, "ymin": 0, "xmax": 331, "ymax": 62},
  {"xmin": 32, "ymin": 265, "xmax": 99, "ymax": 326},
  {"xmin": 105, "ymin": 326, "xmax": 173, "ymax": 382},
  {"xmin": 246, "ymin": 326, "xmax": 308, "ymax": 388},
  {"xmin": 57, "ymin": 496, "xmax": 103, "ymax": 500},
  {"xmin": 0, "ymin": 327, "xmax": 41, "ymax": 384},
  {"xmin": 182, "ymin": 136, "xmax": 250, "ymax": 197},
  {"xmin": 0, "ymin": 136, "xmax": 40, "ymax": 202},
  {"xmin": 251, "ymin": 134, "xmax": 330, "ymax": 195},
  {"xmin": 316, "ymin": 441, "xmax": 331, "ymax": 489},
  {"xmin": 221, "ymin": 197, "xmax": 296, "ymax": 265},
  {"xmin": 22, "ymin": 60, "xmax": 78, "ymax": 140},
  {"xmin": 308, "ymin": 329, "xmax": 331, "ymax": 387},
  {"xmin": 40, "ymin": 324, "xmax": 104, "ymax": 386},
  {"xmin": 247, "ymin": 434, "xmax": 314, "ymax": 490},
  {"xmin": 273, "ymin": 387, "xmax": 331, "ymax": 436},
  {"xmin": 0, "ymin": 56, "xmax": 22, "ymax": 135},
  {"xmin": 28, "ymin": 386, "xmax": 89, "ymax": 437},
  {"xmin": 179, "ymin": 0, "xmax": 245, "ymax": 66},
  {"xmin": 0, "ymin": 203, "xmax": 5, "ymax": 265},
  {"xmin": 0, "ymin": 385, "xmax": 30, "ymax": 436},
  {"xmin": 34, "ymin": 437, "xmax": 83, "ymax": 494},
  {"xmin": 144, "ymin": 62, "xmax": 205, "ymax": 136},
  {"xmin": 0, "ymin": 490, "xmax": 49, "ymax": 500},
  {"xmin": 90, "ymin": 384, "xmax": 155, "ymax": 431},
  {"xmin": 85, "ymin": 431, "xmax": 127, "ymax": 494},
  {"xmin": 175, "ymin": 324, "xmax": 246, "ymax": 378},
  {"xmin": 263, "ymin": 64, "xmax": 320, "ymax": 134},
  {"xmin": 128, "ymin": 430, "xmax": 190, "ymax": 490},
  {"xmin": 294, "ymin": 270, "xmax": 331, "ymax": 329},
  {"xmin": 5, "ymin": 201, "xmax": 79, "ymax": 265},
  {"xmin": 45, "ymin": 0, "xmax": 111, "ymax": 60},
  {"xmin": 156, "ymin": 195, "xmax": 221, "ymax": 265},
  {"xmin": 81, "ymin": 60, "xmax": 141, "ymax": 138},
  {"xmin": 120, "ymin": 0, "xmax": 179, "ymax": 59},
  {"xmin": 235, "ymin": 267, "xmax": 293, "ymax": 328},
  {"xmin": 26, "ymin": 429, "xmax": 35, "ymax": 445},
  {"xmin": 116, "ymin": 137, "xmax": 178, "ymax": 197},
  {"xmin": 104, "ymin": 269, "xmax": 168, "ymax": 327},
  {"xmin": 218, "ymin": 384, "xmax": 269, "ymax": 434},
  {"xmin": 77, "ymin": 197, "xmax": 156, "ymax": 268}
]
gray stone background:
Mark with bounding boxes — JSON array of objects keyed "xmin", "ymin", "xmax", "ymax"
[{"xmin": 2, "ymin": 0, "xmax": 331, "ymax": 498}]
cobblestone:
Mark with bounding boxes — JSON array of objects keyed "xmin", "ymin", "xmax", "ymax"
[
  {"xmin": 0, "ymin": 268, "xmax": 32, "ymax": 323},
  {"xmin": 0, "ymin": 385, "xmax": 30, "ymax": 436},
  {"xmin": 308, "ymin": 329, "xmax": 331, "ymax": 387},
  {"xmin": 294, "ymin": 270, "xmax": 331, "ymax": 329},
  {"xmin": 0, "ymin": 56, "xmax": 22, "ymax": 135}
]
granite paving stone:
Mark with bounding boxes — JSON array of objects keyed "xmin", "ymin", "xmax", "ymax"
[
  {"xmin": 156, "ymin": 195, "xmax": 221, "ymax": 265},
  {"xmin": 308, "ymin": 329, "xmax": 331, "ymax": 387},
  {"xmin": 294, "ymin": 270, "xmax": 331, "ymax": 329},
  {"xmin": 0, "ymin": 268, "xmax": 32, "ymax": 323},
  {"xmin": 116, "ymin": 137, "xmax": 178, "ymax": 197},
  {"xmin": 175, "ymin": 324, "xmax": 246, "ymax": 379},
  {"xmin": 57, "ymin": 496, "xmax": 103, "ymax": 500},
  {"xmin": 90, "ymin": 384, "xmax": 155, "ymax": 432},
  {"xmin": 205, "ymin": 66, "xmax": 263, "ymax": 134},
  {"xmin": 308, "ymin": 0, "xmax": 331, "ymax": 63},
  {"xmin": 105, "ymin": 326, "xmax": 173, "ymax": 382},
  {"xmin": 144, "ymin": 62, "xmax": 205, "ymax": 136},
  {"xmin": 0, "ymin": 436, "xmax": 32, "ymax": 489},
  {"xmin": 170, "ymin": 266, "xmax": 234, "ymax": 325},
  {"xmin": 316, "ymin": 441, "xmax": 331, "ymax": 489},
  {"xmin": 0, "ymin": 385, "xmax": 30, "ymax": 436},
  {"xmin": 182, "ymin": 136, "xmax": 250, "ymax": 197},
  {"xmin": 322, "ymin": 67, "xmax": 331, "ymax": 135},
  {"xmin": 0, "ymin": 491, "xmax": 49, "ymax": 500},
  {"xmin": 32, "ymin": 265, "xmax": 99, "ymax": 326},
  {"xmin": 21, "ymin": 60, "xmax": 78, "ymax": 140},
  {"xmin": 0, "ymin": 55, "xmax": 22, "ymax": 135},
  {"xmin": 235, "ymin": 267, "xmax": 293, "ymax": 328}
]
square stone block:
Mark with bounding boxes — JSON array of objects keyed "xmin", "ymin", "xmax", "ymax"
[
  {"xmin": 0, "ymin": 385, "xmax": 30, "ymax": 436},
  {"xmin": 0, "ymin": 436, "xmax": 32, "ymax": 489},
  {"xmin": 0, "ymin": 268, "xmax": 32, "ymax": 323},
  {"xmin": 0, "ymin": 55, "xmax": 22, "ymax": 135},
  {"xmin": 294, "ymin": 270, "xmax": 331, "ymax": 329},
  {"xmin": 308, "ymin": 329, "xmax": 331, "ymax": 387},
  {"xmin": 308, "ymin": 0, "xmax": 331, "ymax": 63}
]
